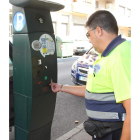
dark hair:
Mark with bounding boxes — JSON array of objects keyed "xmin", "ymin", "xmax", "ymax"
[{"xmin": 85, "ymin": 10, "xmax": 118, "ymax": 35}]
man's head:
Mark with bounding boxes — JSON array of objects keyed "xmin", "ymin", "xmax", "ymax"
[{"xmin": 85, "ymin": 10, "xmax": 118, "ymax": 53}]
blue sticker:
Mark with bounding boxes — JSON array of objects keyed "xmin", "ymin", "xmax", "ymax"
[
  {"xmin": 94, "ymin": 64, "xmax": 101, "ymax": 74},
  {"xmin": 13, "ymin": 12, "xmax": 25, "ymax": 31}
]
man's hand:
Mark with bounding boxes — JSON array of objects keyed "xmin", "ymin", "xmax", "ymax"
[
  {"xmin": 50, "ymin": 82, "xmax": 86, "ymax": 97},
  {"xmin": 50, "ymin": 81, "xmax": 61, "ymax": 93}
]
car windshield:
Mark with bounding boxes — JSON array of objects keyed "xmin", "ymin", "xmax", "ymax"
[
  {"xmin": 86, "ymin": 47, "xmax": 98, "ymax": 55},
  {"xmin": 87, "ymin": 48, "xmax": 95, "ymax": 55}
]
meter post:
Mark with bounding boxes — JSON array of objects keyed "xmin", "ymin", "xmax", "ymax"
[{"xmin": 9, "ymin": 0, "xmax": 64, "ymax": 139}]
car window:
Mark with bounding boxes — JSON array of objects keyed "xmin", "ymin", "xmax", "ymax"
[{"xmin": 87, "ymin": 48, "xmax": 95, "ymax": 55}]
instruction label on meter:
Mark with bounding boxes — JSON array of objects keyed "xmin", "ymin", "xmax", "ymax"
[{"xmin": 39, "ymin": 34, "xmax": 55, "ymax": 57}]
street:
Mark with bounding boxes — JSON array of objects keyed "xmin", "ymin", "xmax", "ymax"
[
  {"xmin": 51, "ymin": 56, "xmax": 88, "ymax": 140},
  {"xmin": 10, "ymin": 55, "xmax": 88, "ymax": 140}
]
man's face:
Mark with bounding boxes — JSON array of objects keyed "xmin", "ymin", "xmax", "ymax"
[{"xmin": 86, "ymin": 27, "xmax": 99, "ymax": 53}]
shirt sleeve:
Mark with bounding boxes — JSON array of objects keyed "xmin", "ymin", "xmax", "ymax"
[{"xmin": 109, "ymin": 58, "xmax": 131, "ymax": 103}]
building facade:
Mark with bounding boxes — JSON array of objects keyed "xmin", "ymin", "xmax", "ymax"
[{"xmin": 9, "ymin": 0, "xmax": 131, "ymax": 41}]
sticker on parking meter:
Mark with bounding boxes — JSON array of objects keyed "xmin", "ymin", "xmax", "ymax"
[
  {"xmin": 39, "ymin": 34, "xmax": 55, "ymax": 57},
  {"xmin": 32, "ymin": 40, "xmax": 42, "ymax": 50},
  {"xmin": 13, "ymin": 12, "xmax": 25, "ymax": 31}
]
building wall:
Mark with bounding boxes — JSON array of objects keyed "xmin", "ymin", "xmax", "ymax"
[
  {"xmin": 115, "ymin": 0, "xmax": 131, "ymax": 37},
  {"xmin": 95, "ymin": 0, "xmax": 131, "ymax": 37},
  {"xmin": 96, "ymin": 0, "xmax": 106, "ymax": 10},
  {"xmin": 9, "ymin": 0, "xmax": 131, "ymax": 39},
  {"xmin": 51, "ymin": 0, "xmax": 95, "ymax": 40},
  {"xmin": 95, "ymin": 0, "xmax": 115, "ymax": 11}
]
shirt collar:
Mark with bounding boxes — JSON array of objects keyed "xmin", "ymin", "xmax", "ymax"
[{"xmin": 101, "ymin": 35, "xmax": 126, "ymax": 57}]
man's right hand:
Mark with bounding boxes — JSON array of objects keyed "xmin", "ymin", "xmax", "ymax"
[
  {"xmin": 50, "ymin": 81, "xmax": 86, "ymax": 97},
  {"xmin": 50, "ymin": 81, "xmax": 61, "ymax": 93}
]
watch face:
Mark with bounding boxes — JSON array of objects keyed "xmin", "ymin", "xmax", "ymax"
[{"xmin": 13, "ymin": 12, "xmax": 25, "ymax": 31}]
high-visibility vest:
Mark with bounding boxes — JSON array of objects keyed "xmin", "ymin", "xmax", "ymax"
[{"xmin": 85, "ymin": 38, "xmax": 131, "ymax": 122}]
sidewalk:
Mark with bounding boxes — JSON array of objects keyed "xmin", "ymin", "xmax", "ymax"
[
  {"xmin": 10, "ymin": 123, "xmax": 92, "ymax": 140},
  {"xmin": 56, "ymin": 123, "xmax": 92, "ymax": 140}
]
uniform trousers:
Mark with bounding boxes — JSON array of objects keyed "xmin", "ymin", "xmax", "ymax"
[{"xmin": 92, "ymin": 128, "xmax": 122, "ymax": 140}]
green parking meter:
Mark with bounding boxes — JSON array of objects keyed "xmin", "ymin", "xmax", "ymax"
[{"xmin": 9, "ymin": 0, "xmax": 64, "ymax": 140}]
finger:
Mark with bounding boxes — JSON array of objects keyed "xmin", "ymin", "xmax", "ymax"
[
  {"xmin": 50, "ymin": 81, "xmax": 54, "ymax": 86},
  {"xmin": 49, "ymin": 81, "xmax": 52, "ymax": 86}
]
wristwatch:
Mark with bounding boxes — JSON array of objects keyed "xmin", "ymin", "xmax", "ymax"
[{"xmin": 60, "ymin": 84, "xmax": 63, "ymax": 91}]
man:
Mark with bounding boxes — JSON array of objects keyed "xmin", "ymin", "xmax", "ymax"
[{"xmin": 50, "ymin": 10, "xmax": 131, "ymax": 140}]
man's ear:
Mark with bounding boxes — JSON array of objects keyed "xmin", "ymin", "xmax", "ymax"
[{"xmin": 96, "ymin": 26, "xmax": 102, "ymax": 37}]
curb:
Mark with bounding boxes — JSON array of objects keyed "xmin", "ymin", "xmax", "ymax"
[{"xmin": 56, "ymin": 123, "xmax": 84, "ymax": 140}]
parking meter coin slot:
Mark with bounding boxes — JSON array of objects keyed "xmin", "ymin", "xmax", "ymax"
[{"xmin": 32, "ymin": 56, "xmax": 43, "ymax": 79}]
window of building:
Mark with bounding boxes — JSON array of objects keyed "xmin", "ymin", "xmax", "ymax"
[
  {"xmin": 73, "ymin": 24, "xmax": 86, "ymax": 40},
  {"xmin": 118, "ymin": 28, "xmax": 124, "ymax": 36},
  {"xmin": 95, "ymin": 1, "xmax": 98, "ymax": 8},
  {"xmin": 118, "ymin": 5, "xmax": 125, "ymax": 18},
  {"xmin": 61, "ymin": 23, "xmax": 68, "ymax": 36},
  {"xmin": 61, "ymin": 15, "xmax": 69, "ymax": 23},
  {"xmin": 126, "ymin": 8, "xmax": 131, "ymax": 18},
  {"xmin": 106, "ymin": 3, "xmax": 112, "ymax": 10}
]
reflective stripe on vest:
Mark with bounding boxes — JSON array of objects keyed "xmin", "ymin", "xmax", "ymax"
[
  {"xmin": 85, "ymin": 90, "xmax": 126, "ymax": 121},
  {"xmin": 86, "ymin": 109, "xmax": 119, "ymax": 120},
  {"xmin": 85, "ymin": 90, "xmax": 115, "ymax": 101}
]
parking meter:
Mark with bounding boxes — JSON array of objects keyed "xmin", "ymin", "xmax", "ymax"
[{"xmin": 9, "ymin": 0, "xmax": 64, "ymax": 139}]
